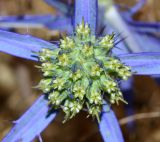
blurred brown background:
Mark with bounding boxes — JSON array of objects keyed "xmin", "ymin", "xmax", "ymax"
[{"xmin": 0, "ymin": 0, "xmax": 160, "ymax": 142}]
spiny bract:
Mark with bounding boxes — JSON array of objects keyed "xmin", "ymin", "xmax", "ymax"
[{"xmin": 37, "ymin": 21, "xmax": 131, "ymax": 122}]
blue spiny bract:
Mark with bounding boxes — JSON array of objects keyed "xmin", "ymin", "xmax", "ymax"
[{"xmin": 37, "ymin": 21, "xmax": 131, "ymax": 122}]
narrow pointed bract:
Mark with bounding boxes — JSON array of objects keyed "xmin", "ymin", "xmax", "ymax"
[
  {"xmin": 45, "ymin": 16, "xmax": 72, "ymax": 32},
  {"xmin": 118, "ymin": 52, "xmax": 160, "ymax": 75},
  {"xmin": 0, "ymin": 15, "xmax": 55, "ymax": 27},
  {"xmin": 2, "ymin": 95, "xmax": 57, "ymax": 142},
  {"xmin": 99, "ymin": 105, "xmax": 124, "ymax": 142},
  {"xmin": 0, "ymin": 15, "xmax": 72, "ymax": 31},
  {"xmin": 0, "ymin": 30, "xmax": 56, "ymax": 61}
]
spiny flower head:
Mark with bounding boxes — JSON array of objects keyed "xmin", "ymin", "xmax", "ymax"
[{"xmin": 37, "ymin": 21, "xmax": 132, "ymax": 122}]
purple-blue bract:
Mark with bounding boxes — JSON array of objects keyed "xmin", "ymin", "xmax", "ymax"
[{"xmin": 2, "ymin": 95, "xmax": 57, "ymax": 142}]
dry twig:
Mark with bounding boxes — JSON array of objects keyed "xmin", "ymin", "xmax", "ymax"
[{"xmin": 119, "ymin": 112, "xmax": 160, "ymax": 125}]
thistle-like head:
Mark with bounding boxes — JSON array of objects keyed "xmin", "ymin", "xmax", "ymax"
[{"xmin": 37, "ymin": 21, "xmax": 131, "ymax": 122}]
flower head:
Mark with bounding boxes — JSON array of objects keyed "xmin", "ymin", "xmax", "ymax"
[{"xmin": 37, "ymin": 21, "xmax": 132, "ymax": 121}]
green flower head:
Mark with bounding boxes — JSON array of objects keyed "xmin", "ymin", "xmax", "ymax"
[{"xmin": 37, "ymin": 21, "xmax": 132, "ymax": 122}]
